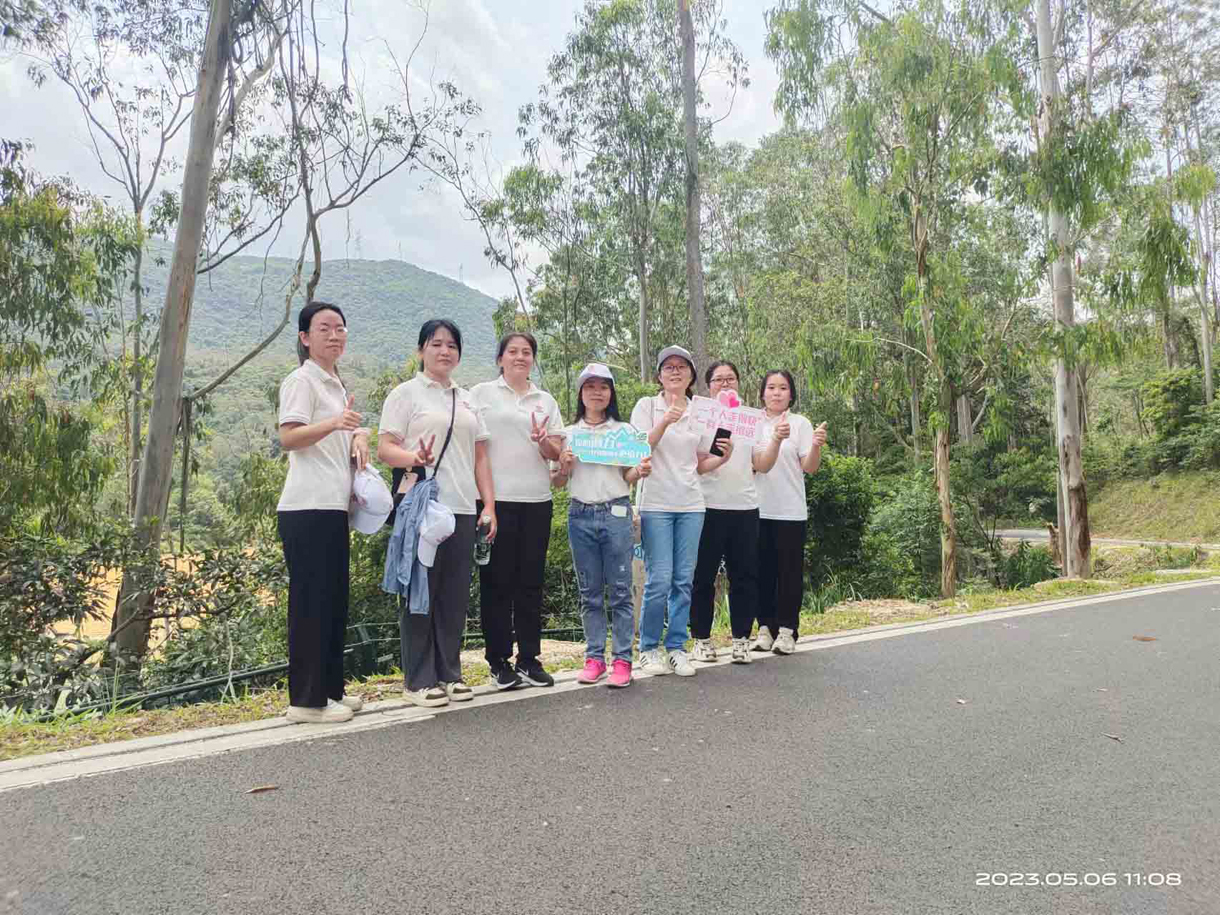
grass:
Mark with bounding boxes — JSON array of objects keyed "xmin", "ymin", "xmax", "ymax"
[{"xmin": 1090, "ymin": 471, "xmax": 1220, "ymax": 543}]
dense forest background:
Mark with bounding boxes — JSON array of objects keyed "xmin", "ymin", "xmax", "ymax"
[{"xmin": 2, "ymin": 0, "xmax": 1218, "ymax": 712}]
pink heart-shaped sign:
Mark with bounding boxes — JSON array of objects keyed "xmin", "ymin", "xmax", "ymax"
[{"xmin": 717, "ymin": 390, "xmax": 741, "ymax": 409}]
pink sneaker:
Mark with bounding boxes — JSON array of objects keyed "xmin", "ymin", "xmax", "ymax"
[
  {"xmin": 606, "ymin": 659, "xmax": 632, "ymax": 688},
  {"xmin": 577, "ymin": 658, "xmax": 607, "ymax": 684}
]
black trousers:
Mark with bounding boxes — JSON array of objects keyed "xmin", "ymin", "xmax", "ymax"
[
  {"xmin": 278, "ymin": 509, "xmax": 350, "ymax": 708},
  {"xmin": 757, "ymin": 518, "xmax": 807, "ymax": 637},
  {"xmin": 477, "ymin": 499, "xmax": 553, "ymax": 665},
  {"xmin": 400, "ymin": 513, "xmax": 478, "ymax": 691},
  {"xmin": 690, "ymin": 507, "xmax": 760, "ymax": 640}
]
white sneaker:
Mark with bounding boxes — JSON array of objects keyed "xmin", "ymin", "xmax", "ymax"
[
  {"xmin": 637, "ymin": 649, "xmax": 672, "ymax": 676},
  {"xmin": 285, "ymin": 700, "xmax": 354, "ymax": 723},
  {"xmin": 752, "ymin": 625, "xmax": 774, "ymax": 652},
  {"xmin": 403, "ymin": 685, "xmax": 449, "ymax": 707},
  {"xmin": 441, "ymin": 681, "xmax": 474, "ymax": 702},
  {"xmin": 774, "ymin": 627, "xmax": 797, "ymax": 654},
  {"xmin": 731, "ymin": 638, "xmax": 752, "ymax": 664},
  {"xmin": 669, "ymin": 649, "xmax": 697, "ymax": 677},
  {"xmin": 692, "ymin": 639, "xmax": 717, "ymax": 662},
  {"xmin": 335, "ymin": 695, "xmax": 363, "ymax": 711}
]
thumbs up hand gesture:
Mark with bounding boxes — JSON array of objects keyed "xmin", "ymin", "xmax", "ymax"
[
  {"xmin": 812, "ymin": 421, "xmax": 828, "ymax": 447},
  {"xmin": 333, "ymin": 394, "xmax": 363, "ymax": 433},
  {"xmin": 661, "ymin": 391, "xmax": 685, "ymax": 428},
  {"xmin": 773, "ymin": 410, "xmax": 792, "ymax": 442}
]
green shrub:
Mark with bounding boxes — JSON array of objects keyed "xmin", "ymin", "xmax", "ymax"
[
  {"xmin": 805, "ymin": 451, "xmax": 875, "ymax": 587},
  {"xmin": 996, "ymin": 541, "xmax": 1057, "ymax": 590}
]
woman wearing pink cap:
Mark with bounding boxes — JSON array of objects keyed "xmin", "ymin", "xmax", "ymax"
[{"xmin": 553, "ymin": 363, "xmax": 651, "ymax": 688}]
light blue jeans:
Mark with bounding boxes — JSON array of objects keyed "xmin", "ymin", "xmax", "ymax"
[
  {"xmin": 569, "ymin": 497, "xmax": 636, "ymax": 663},
  {"xmin": 639, "ymin": 510, "xmax": 705, "ymax": 653}
]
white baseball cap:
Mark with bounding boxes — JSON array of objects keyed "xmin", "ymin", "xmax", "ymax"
[
  {"xmin": 655, "ymin": 345, "xmax": 695, "ymax": 373},
  {"xmin": 417, "ymin": 499, "xmax": 456, "ymax": 567},
  {"xmin": 576, "ymin": 362, "xmax": 615, "ymax": 388},
  {"xmin": 349, "ymin": 467, "xmax": 394, "ymax": 534}
]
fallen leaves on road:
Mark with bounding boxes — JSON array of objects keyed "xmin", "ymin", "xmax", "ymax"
[
  {"xmin": 1104, "ymin": 734, "xmax": 1123, "ymax": 743},
  {"xmin": 245, "ymin": 785, "xmax": 279, "ymax": 794},
  {"xmin": 1132, "ymin": 636, "xmax": 1158, "ymax": 642}
]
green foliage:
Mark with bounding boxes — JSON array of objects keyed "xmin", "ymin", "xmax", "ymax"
[
  {"xmin": 996, "ymin": 541, "xmax": 1057, "ymax": 590},
  {"xmin": 953, "ymin": 443, "xmax": 1058, "ymax": 529},
  {"xmin": 863, "ymin": 469, "xmax": 944, "ymax": 598},
  {"xmin": 804, "ymin": 452, "xmax": 874, "ymax": 586},
  {"xmin": 1143, "ymin": 368, "xmax": 1205, "ymax": 439}
]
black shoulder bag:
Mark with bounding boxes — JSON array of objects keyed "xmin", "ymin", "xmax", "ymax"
[{"xmin": 386, "ymin": 389, "xmax": 457, "ymax": 527}]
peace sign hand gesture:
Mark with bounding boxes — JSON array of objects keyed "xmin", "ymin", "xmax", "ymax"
[
  {"xmin": 415, "ymin": 434, "xmax": 437, "ymax": 467},
  {"xmin": 529, "ymin": 412, "xmax": 550, "ymax": 444}
]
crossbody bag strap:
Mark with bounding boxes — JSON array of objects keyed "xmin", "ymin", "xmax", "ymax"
[{"xmin": 431, "ymin": 388, "xmax": 457, "ymax": 477}]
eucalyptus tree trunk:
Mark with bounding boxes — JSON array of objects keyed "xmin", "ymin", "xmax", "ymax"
[
  {"xmin": 113, "ymin": 0, "xmax": 233, "ymax": 659},
  {"xmin": 1037, "ymin": 0, "xmax": 1091, "ymax": 578},
  {"xmin": 956, "ymin": 393, "xmax": 973, "ymax": 445},
  {"xmin": 679, "ymin": 0, "xmax": 707, "ymax": 389}
]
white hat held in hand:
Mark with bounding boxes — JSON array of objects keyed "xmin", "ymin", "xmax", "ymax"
[
  {"xmin": 417, "ymin": 500, "xmax": 456, "ymax": 567},
  {"xmin": 349, "ymin": 467, "xmax": 394, "ymax": 534}
]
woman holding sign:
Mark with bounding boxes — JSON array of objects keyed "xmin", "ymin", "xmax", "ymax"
[
  {"xmin": 469, "ymin": 332, "xmax": 564, "ymax": 691},
  {"xmin": 752, "ymin": 369, "xmax": 828, "ymax": 655},
  {"xmin": 277, "ymin": 301, "xmax": 370, "ymax": 723},
  {"xmin": 690, "ymin": 360, "xmax": 767, "ymax": 666},
  {"xmin": 377, "ymin": 319, "xmax": 496, "ymax": 708},
  {"xmin": 553, "ymin": 363, "xmax": 651, "ymax": 688},
  {"xmin": 630, "ymin": 345, "xmax": 735, "ymax": 677}
]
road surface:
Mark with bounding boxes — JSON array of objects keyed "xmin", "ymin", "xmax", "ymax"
[{"xmin": 3, "ymin": 581, "xmax": 1219, "ymax": 915}]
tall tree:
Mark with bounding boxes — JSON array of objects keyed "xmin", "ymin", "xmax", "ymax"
[{"xmin": 679, "ymin": 0, "xmax": 707, "ymax": 384}]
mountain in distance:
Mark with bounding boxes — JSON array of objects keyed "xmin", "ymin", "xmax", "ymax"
[{"xmin": 138, "ymin": 241, "xmax": 502, "ymax": 381}]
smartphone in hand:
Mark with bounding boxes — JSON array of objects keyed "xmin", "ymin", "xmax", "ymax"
[{"xmin": 709, "ymin": 427, "xmax": 732, "ymax": 457}]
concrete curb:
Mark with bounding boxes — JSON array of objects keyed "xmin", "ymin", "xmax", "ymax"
[{"xmin": 3, "ymin": 575, "xmax": 1217, "ymax": 793}]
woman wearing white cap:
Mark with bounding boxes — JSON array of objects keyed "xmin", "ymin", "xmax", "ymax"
[
  {"xmin": 752, "ymin": 369, "xmax": 828, "ymax": 655},
  {"xmin": 276, "ymin": 301, "xmax": 370, "ymax": 723},
  {"xmin": 553, "ymin": 363, "xmax": 652, "ymax": 688},
  {"xmin": 630, "ymin": 345, "xmax": 734, "ymax": 677},
  {"xmin": 377, "ymin": 319, "xmax": 496, "ymax": 708},
  {"xmin": 469, "ymin": 332, "xmax": 564, "ymax": 691}
]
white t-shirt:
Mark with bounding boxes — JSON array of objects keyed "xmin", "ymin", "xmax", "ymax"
[
  {"xmin": 276, "ymin": 359, "xmax": 355, "ymax": 513},
  {"xmin": 469, "ymin": 376, "xmax": 563, "ymax": 504},
  {"xmin": 629, "ymin": 395, "xmax": 705, "ymax": 513},
  {"xmin": 699, "ymin": 430, "xmax": 762, "ymax": 511},
  {"xmin": 756, "ymin": 412, "xmax": 816, "ymax": 521},
  {"xmin": 561, "ymin": 420, "xmax": 633, "ymax": 504},
  {"xmin": 379, "ymin": 374, "xmax": 490, "ymax": 515}
]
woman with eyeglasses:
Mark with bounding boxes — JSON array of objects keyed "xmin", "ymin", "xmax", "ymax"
[
  {"xmin": 629, "ymin": 345, "xmax": 734, "ymax": 677},
  {"xmin": 276, "ymin": 301, "xmax": 370, "ymax": 723},
  {"xmin": 688, "ymin": 360, "xmax": 775, "ymax": 666},
  {"xmin": 752, "ymin": 369, "xmax": 828, "ymax": 655}
]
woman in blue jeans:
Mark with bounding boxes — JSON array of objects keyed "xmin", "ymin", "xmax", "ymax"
[
  {"xmin": 629, "ymin": 345, "xmax": 734, "ymax": 677},
  {"xmin": 553, "ymin": 363, "xmax": 652, "ymax": 688}
]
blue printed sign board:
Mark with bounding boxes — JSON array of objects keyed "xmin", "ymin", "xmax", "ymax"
[{"xmin": 569, "ymin": 424, "xmax": 652, "ymax": 467}]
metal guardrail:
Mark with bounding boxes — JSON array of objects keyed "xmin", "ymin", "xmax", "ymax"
[{"xmin": 25, "ymin": 621, "xmax": 585, "ymax": 720}]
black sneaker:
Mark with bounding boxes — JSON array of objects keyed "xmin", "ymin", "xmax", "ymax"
[
  {"xmin": 489, "ymin": 661, "xmax": 523, "ymax": 691},
  {"xmin": 516, "ymin": 659, "xmax": 555, "ymax": 688}
]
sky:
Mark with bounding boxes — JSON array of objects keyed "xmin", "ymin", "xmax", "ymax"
[{"xmin": 0, "ymin": 0, "xmax": 784, "ymax": 302}]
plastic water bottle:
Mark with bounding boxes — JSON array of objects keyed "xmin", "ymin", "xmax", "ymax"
[{"xmin": 475, "ymin": 520, "xmax": 492, "ymax": 566}]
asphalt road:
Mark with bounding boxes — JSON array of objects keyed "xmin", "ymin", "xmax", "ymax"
[{"xmin": 4, "ymin": 583, "xmax": 1219, "ymax": 915}]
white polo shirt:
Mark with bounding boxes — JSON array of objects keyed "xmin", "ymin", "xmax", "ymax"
[
  {"xmin": 756, "ymin": 412, "xmax": 816, "ymax": 521},
  {"xmin": 379, "ymin": 373, "xmax": 490, "ymax": 516},
  {"xmin": 629, "ymin": 395, "xmax": 705, "ymax": 513},
  {"xmin": 561, "ymin": 420, "xmax": 632, "ymax": 504},
  {"xmin": 699, "ymin": 431, "xmax": 761, "ymax": 511},
  {"xmin": 469, "ymin": 376, "xmax": 563, "ymax": 503},
  {"xmin": 276, "ymin": 359, "xmax": 354, "ymax": 513}
]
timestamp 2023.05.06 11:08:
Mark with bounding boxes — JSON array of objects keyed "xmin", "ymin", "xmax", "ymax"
[{"xmin": 976, "ymin": 872, "xmax": 1183, "ymax": 888}]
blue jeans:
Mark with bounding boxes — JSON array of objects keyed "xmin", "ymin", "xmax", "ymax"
[
  {"xmin": 568, "ymin": 497, "xmax": 636, "ymax": 663},
  {"xmin": 639, "ymin": 510, "xmax": 705, "ymax": 653}
]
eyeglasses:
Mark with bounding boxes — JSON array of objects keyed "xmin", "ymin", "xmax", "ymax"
[
  {"xmin": 660, "ymin": 363, "xmax": 689, "ymax": 374},
  {"xmin": 709, "ymin": 376, "xmax": 737, "ymax": 385},
  {"xmin": 312, "ymin": 325, "xmax": 348, "ymax": 337}
]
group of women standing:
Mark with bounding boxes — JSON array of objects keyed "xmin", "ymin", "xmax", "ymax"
[{"xmin": 275, "ymin": 306, "xmax": 826, "ymax": 723}]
